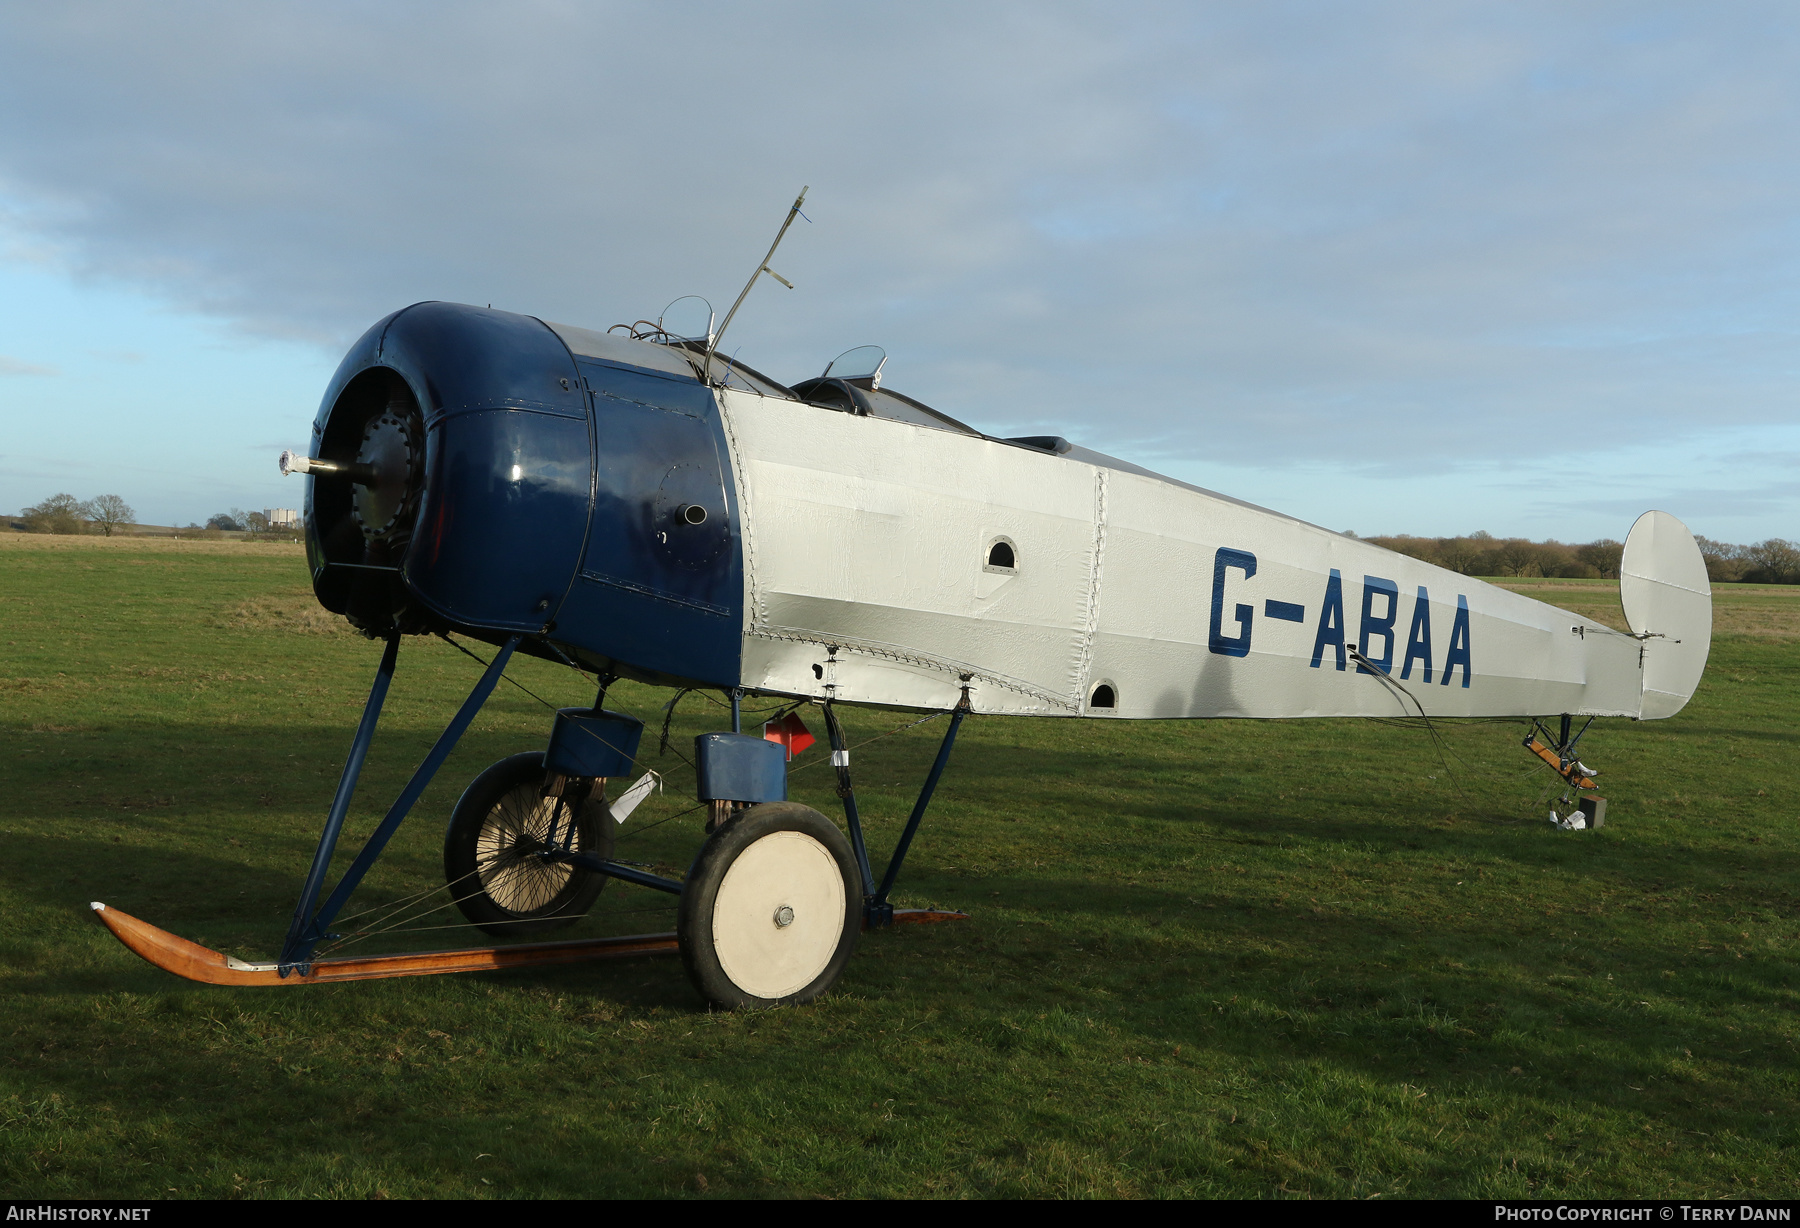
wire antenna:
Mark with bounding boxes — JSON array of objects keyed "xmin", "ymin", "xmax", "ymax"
[{"xmin": 704, "ymin": 185, "xmax": 809, "ymax": 383}]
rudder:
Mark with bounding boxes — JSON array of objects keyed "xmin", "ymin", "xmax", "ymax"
[{"xmin": 1620, "ymin": 510, "xmax": 1712, "ymax": 719}]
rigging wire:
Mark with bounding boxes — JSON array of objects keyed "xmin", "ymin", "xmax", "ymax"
[
  {"xmin": 1344, "ymin": 644, "xmax": 1473, "ymax": 799},
  {"xmin": 324, "ymin": 632, "xmax": 956, "ymax": 948},
  {"xmin": 327, "ymin": 863, "xmax": 484, "ymax": 931},
  {"xmin": 316, "ymin": 845, "xmax": 688, "ymax": 956},
  {"xmin": 786, "ymin": 708, "xmax": 946, "ymax": 776},
  {"xmin": 612, "ymin": 801, "xmax": 707, "ymax": 845},
  {"xmin": 439, "ymin": 631, "xmax": 694, "ymax": 775}
]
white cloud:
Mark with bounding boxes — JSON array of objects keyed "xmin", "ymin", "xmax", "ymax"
[{"xmin": 0, "ymin": 0, "xmax": 1796, "ymax": 492}]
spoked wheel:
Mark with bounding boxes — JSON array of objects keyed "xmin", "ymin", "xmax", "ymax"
[
  {"xmin": 444, "ymin": 752, "xmax": 612, "ymax": 938},
  {"xmin": 677, "ymin": 802, "xmax": 860, "ymax": 1009}
]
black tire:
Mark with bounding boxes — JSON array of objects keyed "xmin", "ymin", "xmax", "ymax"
[
  {"xmin": 677, "ymin": 802, "xmax": 860, "ymax": 1009},
  {"xmin": 444, "ymin": 752, "xmax": 612, "ymax": 937}
]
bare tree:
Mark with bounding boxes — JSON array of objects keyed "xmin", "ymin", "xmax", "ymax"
[
  {"xmin": 19, "ymin": 493, "xmax": 89, "ymax": 535},
  {"xmin": 1495, "ymin": 538, "xmax": 1544, "ymax": 577},
  {"xmin": 1434, "ymin": 536, "xmax": 1483, "ymax": 575},
  {"xmin": 87, "ymin": 494, "xmax": 136, "ymax": 537},
  {"xmin": 1745, "ymin": 539, "xmax": 1800, "ymax": 584},
  {"xmin": 1695, "ymin": 537, "xmax": 1748, "ymax": 583},
  {"xmin": 1576, "ymin": 539, "xmax": 1624, "ymax": 579}
]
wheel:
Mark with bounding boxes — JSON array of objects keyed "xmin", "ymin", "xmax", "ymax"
[
  {"xmin": 444, "ymin": 752, "xmax": 612, "ymax": 937},
  {"xmin": 677, "ymin": 802, "xmax": 861, "ymax": 1009}
]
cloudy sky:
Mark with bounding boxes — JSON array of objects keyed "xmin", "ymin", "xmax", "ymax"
[{"xmin": 0, "ymin": 1, "xmax": 1795, "ymax": 540}]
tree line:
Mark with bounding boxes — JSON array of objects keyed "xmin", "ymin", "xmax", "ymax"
[
  {"xmin": 12, "ymin": 490, "xmax": 1797, "ymax": 582},
  {"xmin": 1358, "ymin": 531, "xmax": 1800, "ymax": 584},
  {"xmin": 200, "ymin": 510, "xmax": 286, "ymax": 534},
  {"xmin": 13, "ymin": 494, "xmax": 295, "ymax": 539},
  {"xmin": 14, "ymin": 493, "xmax": 137, "ymax": 536}
]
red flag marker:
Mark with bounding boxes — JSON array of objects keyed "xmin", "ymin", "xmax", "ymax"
[{"xmin": 762, "ymin": 711, "xmax": 816, "ymax": 761}]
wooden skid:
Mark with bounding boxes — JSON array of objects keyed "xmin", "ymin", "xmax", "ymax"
[
  {"xmin": 90, "ymin": 902, "xmax": 677, "ymax": 987},
  {"xmin": 91, "ymin": 900, "xmax": 969, "ymax": 988}
]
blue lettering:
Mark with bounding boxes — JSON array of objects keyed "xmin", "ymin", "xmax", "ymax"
[
  {"xmin": 1310, "ymin": 569, "xmax": 1346, "ymax": 670},
  {"xmin": 1400, "ymin": 586, "xmax": 1434, "ymax": 683},
  {"xmin": 1441, "ymin": 594, "xmax": 1472, "ymax": 688},
  {"xmin": 1209, "ymin": 548, "xmax": 1257, "ymax": 658},
  {"xmin": 1264, "ymin": 599, "xmax": 1305, "ymax": 622},
  {"xmin": 1358, "ymin": 576, "xmax": 1399, "ymax": 674}
]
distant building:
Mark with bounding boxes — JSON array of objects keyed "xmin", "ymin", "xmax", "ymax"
[{"xmin": 265, "ymin": 508, "xmax": 300, "ymax": 527}]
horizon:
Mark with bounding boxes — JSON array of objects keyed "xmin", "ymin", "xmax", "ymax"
[
  {"xmin": 2, "ymin": 4, "xmax": 1797, "ymax": 541},
  {"xmin": 13, "ymin": 493, "xmax": 1790, "ymax": 556}
]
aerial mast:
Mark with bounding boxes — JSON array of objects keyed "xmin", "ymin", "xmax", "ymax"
[{"xmin": 703, "ymin": 185, "xmax": 808, "ymax": 383}]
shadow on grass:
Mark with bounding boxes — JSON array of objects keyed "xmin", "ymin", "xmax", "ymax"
[
  {"xmin": 4, "ymin": 692, "xmax": 1795, "ymax": 1196},
  {"xmin": 867, "ymin": 868, "xmax": 1795, "ymax": 1144}
]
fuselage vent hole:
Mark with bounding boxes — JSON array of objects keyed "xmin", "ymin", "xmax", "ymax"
[
  {"xmin": 1089, "ymin": 684, "xmax": 1116, "ymax": 710},
  {"xmin": 987, "ymin": 540, "xmax": 1015, "ymax": 569}
]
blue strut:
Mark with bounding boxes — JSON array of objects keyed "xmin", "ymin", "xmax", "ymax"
[
  {"xmin": 280, "ymin": 633, "xmax": 399, "ymax": 970},
  {"xmin": 872, "ymin": 705, "xmax": 967, "ymax": 917},
  {"xmin": 279, "ymin": 635, "xmax": 520, "ymax": 974},
  {"xmin": 822, "ymin": 691, "xmax": 970, "ymax": 928}
]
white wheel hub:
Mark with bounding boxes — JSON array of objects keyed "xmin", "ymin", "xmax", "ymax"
[{"xmin": 711, "ymin": 830, "xmax": 846, "ymax": 1000}]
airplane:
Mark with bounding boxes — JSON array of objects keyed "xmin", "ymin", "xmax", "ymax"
[{"xmin": 92, "ymin": 190, "xmax": 1713, "ymax": 1009}]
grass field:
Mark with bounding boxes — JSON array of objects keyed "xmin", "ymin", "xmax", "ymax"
[{"xmin": 1, "ymin": 534, "xmax": 1795, "ymax": 1199}]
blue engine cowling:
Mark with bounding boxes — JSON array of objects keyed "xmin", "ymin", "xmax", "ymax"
[{"xmin": 304, "ymin": 301, "xmax": 744, "ymax": 689}]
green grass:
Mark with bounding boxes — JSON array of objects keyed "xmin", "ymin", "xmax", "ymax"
[{"xmin": 1, "ymin": 535, "xmax": 1796, "ymax": 1198}]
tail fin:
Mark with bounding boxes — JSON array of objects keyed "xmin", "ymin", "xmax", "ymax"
[{"xmin": 1620, "ymin": 510, "xmax": 1712, "ymax": 719}]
